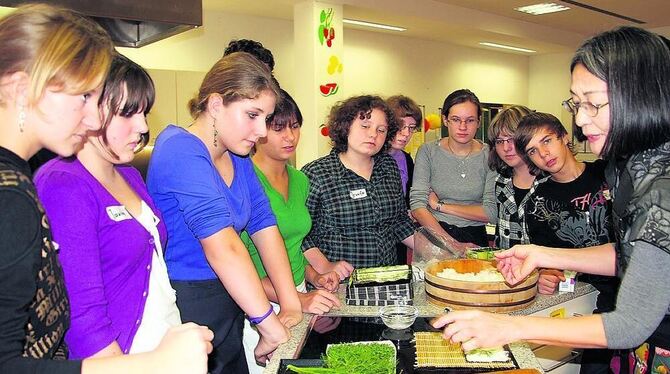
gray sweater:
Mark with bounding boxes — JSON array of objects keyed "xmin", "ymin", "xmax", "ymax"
[
  {"xmin": 409, "ymin": 139, "xmax": 497, "ymax": 227},
  {"xmin": 602, "ymin": 240, "xmax": 670, "ymax": 348}
]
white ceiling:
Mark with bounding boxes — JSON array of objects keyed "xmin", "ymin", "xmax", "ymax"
[{"xmin": 203, "ymin": 0, "xmax": 670, "ymax": 54}]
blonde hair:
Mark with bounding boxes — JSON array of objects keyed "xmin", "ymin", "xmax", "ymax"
[
  {"xmin": 486, "ymin": 105, "xmax": 534, "ymax": 177},
  {"xmin": 188, "ymin": 52, "xmax": 279, "ymax": 118},
  {"xmin": 0, "ymin": 4, "xmax": 113, "ymax": 106}
]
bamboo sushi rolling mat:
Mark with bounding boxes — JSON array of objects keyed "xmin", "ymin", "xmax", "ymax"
[{"xmin": 413, "ymin": 332, "xmax": 516, "ymax": 369}]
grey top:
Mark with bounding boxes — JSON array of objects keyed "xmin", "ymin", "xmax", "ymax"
[
  {"xmin": 409, "ymin": 139, "xmax": 498, "ymax": 227},
  {"xmin": 602, "ymin": 240, "xmax": 670, "ymax": 348}
]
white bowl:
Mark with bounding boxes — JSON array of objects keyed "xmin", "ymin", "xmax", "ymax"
[{"xmin": 379, "ymin": 304, "xmax": 418, "ymax": 330}]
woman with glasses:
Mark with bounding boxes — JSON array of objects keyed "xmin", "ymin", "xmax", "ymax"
[
  {"xmin": 387, "ymin": 95, "xmax": 422, "ymax": 264},
  {"xmin": 433, "ymin": 27, "xmax": 670, "ymax": 374},
  {"xmin": 485, "ymin": 105, "xmax": 549, "ymax": 250},
  {"xmin": 410, "ymin": 89, "xmax": 497, "ymax": 248}
]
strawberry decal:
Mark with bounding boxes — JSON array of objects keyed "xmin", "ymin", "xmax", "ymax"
[{"xmin": 318, "ymin": 8, "xmax": 335, "ymax": 47}]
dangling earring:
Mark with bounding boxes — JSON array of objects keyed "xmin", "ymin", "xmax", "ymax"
[
  {"xmin": 212, "ymin": 120, "xmax": 218, "ymax": 148},
  {"xmin": 18, "ymin": 104, "xmax": 25, "ymax": 133}
]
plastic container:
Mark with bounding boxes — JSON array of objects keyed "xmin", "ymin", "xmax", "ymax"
[
  {"xmin": 466, "ymin": 247, "xmax": 502, "ymax": 260},
  {"xmin": 379, "ymin": 304, "xmax": 419, "ymax": 330}
]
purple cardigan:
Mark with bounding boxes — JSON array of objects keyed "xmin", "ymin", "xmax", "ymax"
[{"xmin": 34, "ymin": 157, "xmax": 167, "ymax": 359}]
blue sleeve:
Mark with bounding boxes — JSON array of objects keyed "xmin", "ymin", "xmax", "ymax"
[
  {"xmin": 149, "ymin": 133, "xmax": 233, "ymax": 239},
  {"xmin": 239, "ymin": 157, "xmax": 276, "ymax": 235}
]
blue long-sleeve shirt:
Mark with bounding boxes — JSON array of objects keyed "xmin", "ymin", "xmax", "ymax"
[{"xmin": 147, "ymin": 125, "xmax": 276, "ymax": 281}]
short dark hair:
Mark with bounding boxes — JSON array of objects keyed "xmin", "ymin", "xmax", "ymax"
[
  {"xmin": 99, "ymin": 53, "xmax": 155, "ymax": 156},
  {"xmin": 268, "ymin": 89, "xmax": 302, "ymax": 131},
  {"xmin": 514, "ymin": 112, "xmax": 570, "ymax": 176},
  {"xmin": 327, "ymin": 95, "xmax": 399, "ymax": 154},
  {"xmin": 486, "ymin": 105, "xmax": 533, "ymax": 177},
  {"xmin": 570, "ymin": 26, "xmax": 670, "ymax": 160},
  {"xmin": 387, "ymin": 95, "xmax": 422, "ymax": 128},
  {"xmin": 441, "ymin": 89, "xmax": 482, "ymax": 121},
  {"xmin": 223, "ymin": 39, "xmax": 275, "ymax": 71}
]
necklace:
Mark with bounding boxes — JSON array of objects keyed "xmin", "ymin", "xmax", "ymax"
[{"xmin": 446, "ymin": 138, "xmax": 473, "ymax": 178}]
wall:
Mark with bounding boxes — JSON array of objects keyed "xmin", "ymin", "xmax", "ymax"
[
  {"xmin": 119, "ymin": 8, "xmax": 536, "ymax": 163},
  {"xmin": 528, "ymin": 52, "xmax": 574, "ymax": 132},
  {"xmin": 342, "ymin": 29, "xmax": 529, "ymax": 116}
]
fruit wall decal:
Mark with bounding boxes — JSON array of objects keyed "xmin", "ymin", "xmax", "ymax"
[
  {"xmin": 319, "ymin": 83, "xmax": 339, "ymax": 97},
  {"xmin": 320, "ymin": 124, "xmax": 330, "ymax": 137},
  {"xmin": 327, "ymin": 55, "xmax": 343, "ymax": 75},
  {"xmin": 318, "ymin": 8, "xmax": 335, "ymax": 47}
]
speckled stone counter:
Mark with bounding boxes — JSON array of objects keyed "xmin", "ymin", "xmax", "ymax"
[{"xmin": 264, "ymin": 281, "xmax": 597, "ymax": 373}]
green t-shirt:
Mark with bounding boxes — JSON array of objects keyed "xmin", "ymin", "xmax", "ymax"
[{"xmin": 241, "ymin": 164, "xmax": 311, "ymax": 286}]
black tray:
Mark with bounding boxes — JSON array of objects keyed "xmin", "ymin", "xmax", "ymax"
[
  {"xmin": 282, "ymin": 315, "xmax": 519, "ymax": 373},
  {"xmin": 278, "ymin": 359, "xmax": 324, "ymax": 373}
]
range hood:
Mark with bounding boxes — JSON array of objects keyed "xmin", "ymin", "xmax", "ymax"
[{"xmin": 0, "ymin": 0, "xmax": 202, "ymax": 47}]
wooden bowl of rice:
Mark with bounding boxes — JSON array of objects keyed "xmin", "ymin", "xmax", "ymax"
[{"xmin": 424, "ymin": 259, "xmax": 538, "ymax": 313}]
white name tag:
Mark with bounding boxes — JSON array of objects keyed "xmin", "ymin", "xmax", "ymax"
[
  {"xmin": 106, "ymin": 206, "xmax": 132, "ymax": 222},
  {"xmin": 349, "ymin": 188, "xmax": 368, "ymax": 199}
]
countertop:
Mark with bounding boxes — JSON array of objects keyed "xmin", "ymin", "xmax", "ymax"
[{"xmin": 264, "ymin": 281, "xmax": 597, "ymax": 373}]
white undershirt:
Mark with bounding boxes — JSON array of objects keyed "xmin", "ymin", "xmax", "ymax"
[{"xmin": 129, "ymin": 201, "xmax": 181, "ymax": 354}]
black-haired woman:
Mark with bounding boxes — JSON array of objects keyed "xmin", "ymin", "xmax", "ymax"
[{"xmin": 433, "ymin": 27, "xmax": 670, "ymax": 374}]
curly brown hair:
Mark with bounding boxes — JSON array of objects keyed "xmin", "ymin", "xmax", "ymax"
[{"xmin": 327, "ymin": 95, "xmax": 400, "ymax": 154}]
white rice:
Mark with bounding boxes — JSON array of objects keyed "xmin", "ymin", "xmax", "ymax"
[{"xmin": 436, "ymin": 268, "xmax": 505, "ymax": 282}]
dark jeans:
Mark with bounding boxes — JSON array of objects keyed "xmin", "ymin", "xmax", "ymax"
[
  {"xmin": 438, "ymin": 221, "xmax": 489, "ymax": 247},
  {"xmin": 171, "ymin": 279, "xmax": 249, "ymax": 374}
]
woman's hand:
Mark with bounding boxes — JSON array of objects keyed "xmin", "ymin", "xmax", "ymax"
[
  {"xmin": 431, "ymin": 310, "xmax": 520, "ymax": 351},
  {"xmin": 495, "ymin": 244, "xmax": 543, "ymax": 286},
  {"xmin": 151, "ymin": 323, "xmax": 214, "ymax": 374},
  {"xmin": 277, "ymin": 308, "xmax": 302, "ymax": 328},
  {"xmin": 254, "ymin": 315, "xmax": 290, "ymax": 365},
  {"xmin": 314, "ymin": 271, "xmax": 340, "ymax": 292},
  {"xmin": 298, "ymin": 289, "xmax": 341, "ymax": 314},
  {"xmin": 323, "ymin": 260, "xmax": 354, "ymax": 280},
  {"xmin": 538, "ymin": 269, "xmax": 566, "ymax": 295}
]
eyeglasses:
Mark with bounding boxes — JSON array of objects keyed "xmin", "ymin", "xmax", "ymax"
[
  {"xmin": 400, "ymin": 124, "xmax": 419, "ymax": 133},
  {"xmin": 494, "ymin": 138, "xmax": 514, "ymax": 147},
  {"xmin": 562, "ymin": 98, "xmax": 609, "ymax": 117},
  {"xmin": 447, "ymin": 117, "xmax": 479, "ymax": 126}
]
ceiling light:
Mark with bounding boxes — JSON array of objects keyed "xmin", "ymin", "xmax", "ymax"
[
  {"xmin": 343, "ymin": 19, "xmax": 406, "ymax": 32},
  {"xmin": 479, "ymin": 42, "xmax": 536, "ymax": 53},
  {"xmin": 515, "ymin": 3, "xmax": 570, "ymax": 15}
]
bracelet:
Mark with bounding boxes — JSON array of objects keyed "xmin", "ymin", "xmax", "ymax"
[
  {"xmin": 248, "ymin": 305, "xmax": 273, "ymax": 325},
  {"xmin": 436, "ymin": 203, "xmax": 442, "ymax": 212}
]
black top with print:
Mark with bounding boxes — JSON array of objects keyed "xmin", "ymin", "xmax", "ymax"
[
  {"xmin": 0, "ymin": 146, "xmax": 80, "ymax": 373},
  {"xmin": 526, "ymin": 159, "xmax": 619, "ymax": 312}
]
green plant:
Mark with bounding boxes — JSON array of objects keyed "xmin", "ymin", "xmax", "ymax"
[{"xmin": 287, "ymin": 342, "xmax": 395, "ymax": 374}]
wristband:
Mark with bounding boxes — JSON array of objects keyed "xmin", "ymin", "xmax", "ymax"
[{"xmin": 248, "ymin": 305, "xmax": 273, "ymax": 325}]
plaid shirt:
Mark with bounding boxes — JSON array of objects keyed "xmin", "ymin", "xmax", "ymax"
[
  {"xmin": 494, "ymin": 174, "xmax": 549, "ymax": 249},
  {"xmin": 301, "ymin": 150, "xmax": 416, "ymax": 268}
]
